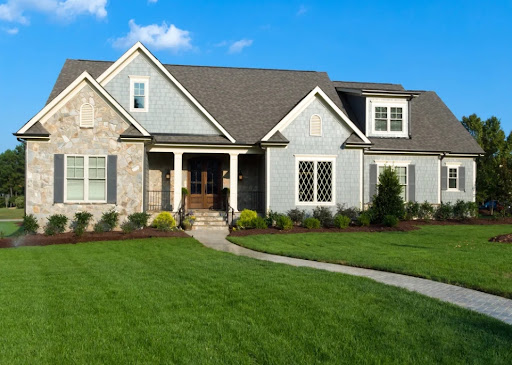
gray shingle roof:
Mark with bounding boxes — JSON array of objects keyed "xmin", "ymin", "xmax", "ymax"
[
  {"xmin": 333, "ymin": 81, "xmax": 404, "ymax": 91},
  {"xmin": 17, "ymin": 121, "xmax": 49, "ymax": 136},
  {"xmin": 152, "ymin": 134, "xmax": 232, "ymax": 145}
]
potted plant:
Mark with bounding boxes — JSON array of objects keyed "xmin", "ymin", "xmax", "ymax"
[{"xmin": 182, "ymin": 214, "xmax": 196, "ymax": 230}]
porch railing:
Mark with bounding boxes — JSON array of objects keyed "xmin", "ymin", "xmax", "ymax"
[
  {"xmin": 239, "ymin": 191, "xmax": 264, "ymax": 212},
  {"xmin": 148, "ymin": 190, "xmax": 173, "ymax": 211}
]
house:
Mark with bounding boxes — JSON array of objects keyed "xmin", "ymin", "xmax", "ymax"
[{"xmin": 15, "ymin": 42, "xmax": 483, "ymax": 228}]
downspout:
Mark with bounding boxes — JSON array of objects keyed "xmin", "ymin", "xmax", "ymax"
[
  {"xmin": 439, "ymin": 152, "xmax": 448, "ymax": 204},
  {"xmin": 362, "ymin": 146, "xmax": 370, "ymax": 210}
]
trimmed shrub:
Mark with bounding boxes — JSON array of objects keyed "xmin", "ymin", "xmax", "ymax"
[
  {"xmin": 336, "ymin": 204, "xmax": 360, "ymax": 220},
  {"xmin": 453, "ymin": 199, "xmax": 469, "ymax": 220},
  {"xmin": 265, "ymin": 210, "xmax": 280, "ymax": 227},
  {"xmin": 383, "ymin": 215, "xmax": 399, "ymax": 227},
  {"xmin": 251, "ymin": 216, "xmax": 268, "ymax": 229},
  {"xmin": 128, "ymin": 212, "xmax": 150, "ymax": 229},
  {"xmin": 15, "ymin": 196, "xmax": 24, "ymax": 209},
  {"xmin": 358, "ymin": 212, "xmax": 371, "ymax": 227},
  {"xmin": 94, "ymin": 209, "xmax": 119, "ymax": 232},
  {"xmin": 22, "ymin": 214, "xmax": 39, "ymax": 235},
  {"xmin": 44, "ymin": 214, "xmax": 68, "ymax": 236},
  {"xmin": 71, "ymin": 211, "xmax": 93, "ymax": 237},
  {"xmin": 435, "ymin": 203, "xmax": 453, "ymax": 221},
  {"xmin": 303, "ymin": 217, "xmax": 321, "ymax": 229},
  {"xmin": 152, "ymin": 212, "xmax": 176, "ymax": 231},
  {"xmin": 418, "ymin": 201, "xmax": 434, "ymax": 219},
  {"xmin": 372, "ymin": 167, "xmax": 405, "ymax": 223},
  {"xmin": 333, "ymin": 214, "xmax": 351, "ymax": 229},
  {"xmin": 237, "ymin": 209, "xmax": 258, "ymax": 229},
  {"xmin": 313, "ymin": 206, "xmax": 334, "ymax": 228},
  {"xmin": 405, "ymin": 201, "xmax": 420, "ymax": 220},
  {"xmin": 276, "ymin": 215, "xmax": 293, "ymax": 230},
  {"xmin": 121, "ymin": 221, "xmax": 136, "ymax": 234},
  {"xmin": 287, "ymin": 208, "xmax": 305, "ymax": 225}
]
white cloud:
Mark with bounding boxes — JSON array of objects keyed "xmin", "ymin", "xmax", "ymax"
[
  {"xmin": 228, "ymin": 39, "xmax": 253, "ymax": 54},
  {"xmin": 4, "ymin": 27, "xmax": 18, "ymax": 34},
  {"xmin": 0, "ymin": 0, "xmax": 107, "ymax": 25},
  {"xmin": 213, "ymin": 40, "xmax": 228, "ymax": 47},
  {"xmin": 296, "ymin": 5, "xmax": 308, "ymax": 16},
  {"xmin": 113, "ymin": 19, "xmax": 193, "ymax": 51},
  {"xmin": 147, "ymin": 0, "xmax": 158, "ymax": 3}
]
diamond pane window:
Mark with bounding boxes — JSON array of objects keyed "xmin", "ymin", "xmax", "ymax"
[
  {"xmin": 298, "ymin": 161, "xmax": 314, "ymax": 202},
  {"xmin": 317, "ymin": 162, "xmax": 333, "ymax": 202},
  {"xmin": 297, "ymin": 159, "xmax": 334, "ymax": 204}
]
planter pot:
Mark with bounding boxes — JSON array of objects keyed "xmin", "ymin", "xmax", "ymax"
[{"xmin": 182, "ymin": 222, "xmax": 192, "ymax": 231}]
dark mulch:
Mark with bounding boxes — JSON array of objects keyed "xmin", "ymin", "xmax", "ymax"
[
  {"xmin": 489, "ymin": 234, "xmax": 512, "ymax": 243},
  {"xmin": 0, "ymin": 228, "xmax": 188, "ymax": 249},
  {"xmin": 229, "ymin": 218, "xmax": 512, "ymax": 237}
]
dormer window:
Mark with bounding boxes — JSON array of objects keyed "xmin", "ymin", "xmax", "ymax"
[
  {"xmin": 375, "ymin": 106, "xmax": 403, "ymax": 132},
  {"xmin": 129, "ymin": 76, "xmax": 149, "ymax": 112},
  {"xmin": 366, "ymin": 97, "xmax": 408, "ymax": 138}
]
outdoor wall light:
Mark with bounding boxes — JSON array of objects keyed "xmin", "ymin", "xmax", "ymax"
[
  {"xmin": 238, "ymin": 170, "xmax": 243, "ymax": 181},
  {"xmin": 165, "ymin": 171, "xmax": 171, "ymax": 180}
]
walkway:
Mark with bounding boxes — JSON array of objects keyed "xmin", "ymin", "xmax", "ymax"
[{"xmin": 187, "ymin": 228, "xmax": 512, "ymax": 326}]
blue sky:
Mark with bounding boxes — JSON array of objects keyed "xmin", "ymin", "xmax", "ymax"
[{"xmin": 0, "ymin": 0, "xmax": 511, "ymax": 151}]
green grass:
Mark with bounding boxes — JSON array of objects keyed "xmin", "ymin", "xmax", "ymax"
[
  {"xmin": 0, "ymin": 238, "xmax": 510, "ymax": 364},
  {"xmin": 228, "ymin": 225, "xmax": 512, "ymax": 298},
  {"xmin": 0, "ymin": 207, "xmax": 24, "ymax": 220},
  {"xmin": 0, "ymin": 221, "xmax": 21, "ymax": 237}
]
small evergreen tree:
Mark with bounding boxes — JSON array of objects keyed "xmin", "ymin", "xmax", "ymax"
[{"xmin": 372, "ymin": 167, "xmax": 405, "ymax": 223}]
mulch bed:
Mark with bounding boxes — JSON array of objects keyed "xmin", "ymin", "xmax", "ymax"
[
  {"xmin": 0, "ymin": 227, "xmax": 188, "ymax": 249},
  {"xmin": 489, "ymin": 234, "xmax": 512, "ymax": 243},
  {"xmin": 229, "ymin": 218, "xmax": 512, "ymax": 237}
]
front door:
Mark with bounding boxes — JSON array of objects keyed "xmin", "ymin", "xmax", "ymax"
[{"xmin": 188, "ymin": 158, "xmax": 221, "ymax": 209}]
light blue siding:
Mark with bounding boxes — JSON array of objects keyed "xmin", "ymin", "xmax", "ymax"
[{"xmin": 442, "ymin": 157, "xmax": 475, "ymax": 203}]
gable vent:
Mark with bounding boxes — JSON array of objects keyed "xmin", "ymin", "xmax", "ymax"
[
  {"xmin": 80, "ymin": 103, "xmax": 94, "ymax": 128},
  {"xmin": 310, "ymin": 114, "xmax": 322, "ymax": 136}
]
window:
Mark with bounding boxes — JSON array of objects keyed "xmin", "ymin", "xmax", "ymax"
[
  {"xmin": 378, "ymin": 165, "xmax": 407, "ymax": 201},
  {"xmin": 448, "ymin": 167, "xmax": 458, "ymax": 190},
  {"xmin": 374, "ymin": 106, "xmax": 403, "ymax": 132},
  {"xmin": 367, "ymin": 98, "xmax": 408, "ymax": 138},
  {"xmin": 296, "ymin": 156, "xmax": 335, "ymax": 205},
  {"xmin": 66, "ymin": 156, "xmax": 106, "ymax": 202},
  {"xmin": 129, "ymin": 76, "xmax": 149, "ymax": 112},
  {"xmin": 80, "ymin": 103, "xmax": 94, "ymax": 128},
  {"xmin": 310, "ymin": 114, "xmax": 322, "ymax": 136}
]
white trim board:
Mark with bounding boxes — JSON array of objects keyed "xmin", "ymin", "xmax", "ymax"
[
  {"xmin": 16, "ymin": 72, "xmax": 150, "ymax": 137},
  {"xmin": 96, "ymin": 42, "xmax": 236, "ymax": 143},
  {"xmin": 261, "ymin": 86, "xmax": 371, "ymax": 144}
]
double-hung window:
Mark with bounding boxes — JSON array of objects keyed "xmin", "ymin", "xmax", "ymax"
[
  {"xmin": 130, "ymin": 76, "xmax": 149, "ymax": 112},
  {"xmin": 367, "ymin": 98, "xmax": 408, "ymax": 138},
  {"xmin": 378, "ymin": 165, "xmax": 407, "ymax": 201},
  {"xmin": 296, "ymin": 156, "xmax": 335, "ymax": 205},
  {"xmin": 374, "ymin": 106, "xmax": 403, "ymax": 132},
  {"xmin": 448, "ymin": 167, "xmax": 458, "ymax": 190},
  {"xmin": 65, "ymin": 156, "xmax": 106, "ymax": 202}
]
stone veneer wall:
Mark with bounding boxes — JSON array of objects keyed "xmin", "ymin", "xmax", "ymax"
[{"xmin": 26, "ymin": 84, "xmax": 144, "ymax": 232}]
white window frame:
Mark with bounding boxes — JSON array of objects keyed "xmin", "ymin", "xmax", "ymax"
[
  {"xmin": 446, "ymin": 163, "xmax": 461, "ymax": 191},
  {"xmin": 309, "ymin": 114, "xmax": 322, "ymax": 136},
  {"xmin": 129, "ymin": 76, "xmax": 150, "ymax": 112},
  {"xmin": 366, "ymin": 98, "xmax": 408, "ymax": 138},
  {"xmin": 375, "ymin": 161, "xmax": 409, "ymax": 201},
  {"xmin": 79, "ymin": 103, "xmax": 94, "ymax": 128},
  {"xmin": 295, "ymin": 155, "xmax": 336, "ymax": 206},
  {"xmin": 64, "ymin": 155, "xmax": 108, "ymax": 203}
]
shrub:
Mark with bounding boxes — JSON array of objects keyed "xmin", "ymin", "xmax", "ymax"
[
  {"xmin": 358, "ymin": 211, "xmax": 371, "ymax": 227},
  {"xmin": 237, "ymin": 209, "xmax": 258, "ymax": 229},
  {"xmin": 333, "ymin": 214, "xmax": 351, "ymax": 229},
  {"xmin": 251, "ymin": 216, "xmax": 268, "ymax": 229},
  {"xmin": 313, "ymin": 206, "xmax": 334, "ymax": 228},
  {"xmin": 95, "ymin": 209, "xmax": 119, "ymax": 232},
  {"xmin": 336, "ymin": 204, "xmax": 360, "ymax": 220},
  {"xmin": 265, "ymin": 210, "xmax": 280, "ymax": 227},
  {"xmin": 287, "ymin": 208, "xmax": 305, "ymax": 225},
  {"xmin": 404, "ymin": 201, "xmax": 420, "ymax": 220},
  {"xmin": 121, "ymin": 221, "xmax": 136, "ymax": 234},
  {"xmin": 22, "ymin": 214, "xmax": 39, "ymax": 234},
  {"xmin": 303, "ymin": 217, "xmax": 321, "ymax": 229},
  {"xmin": 93, "ymin": 221, "xmax": 109, "ymax": 233},
  {"xmin": 15, "ymin": 196, "xmax": 24, "ymax": 209},
  {"xmin": 466, "ymin": 202, "xmax": 479, "ymax": 218},
  {"xmin": 71, "ymin": 211, "xmax": 93, "ymax": 237},
  {"xmin": 435, "ymin": 203, "xmax": 453, "ymax": 221},
  {"xmin": 127, "ymin": 212, "xmax": 150, "ymax": 229},
  {"xmin": 276, "ymin": 215, "xmax": 293, "ymax": 230},
  {"xmin": 453, "ymin": 199, "xmax": 469, "ymax": 220},
  {"xmin": 44, "ymin": 214, "xmax": 68, "ymax": 236},
  {"xmin": 152, "ymin": 212, "xmax": 176, "ymax": 231},
  {"xmin": 383, "ymin": 215, "xmax": 399, "ymax": 227},
  {"xmin": 418, "ymin": 201, "xmax": 434, "ymax": 219},
  {"xmin": 372, "ymin": 167, "xmax": 405, "ymax": 223}
]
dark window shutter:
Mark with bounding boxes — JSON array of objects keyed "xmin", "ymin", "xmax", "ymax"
[
  {"xmin": 408, "ymin": 164, "xmax": 416, "ymax": 202},
  {"xmin": 107, "ymin": 155, "xmax": 117, "ymax": 204},
  {"xmin": 369, "ymin": 164, "xmax": 377, "ymax": 202},
  {"xmin": 54, "ymin": 154, "xmax": 65, "ymax": 203},
  {"xmin": 441, "ymin": 166, "xmax": 448, "ymax": 191},
  {"xmin": 459, "ymin": 166, "xmax": 466, "ymax": 192}
]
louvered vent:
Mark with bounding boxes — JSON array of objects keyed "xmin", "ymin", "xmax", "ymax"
[
  {"xmin": 310, "ymin": 114, "xmax": 322, "ymax": 136},
  {"xmin": 80, "ymin": 103, "xmax": 94, "ymax": 128}
]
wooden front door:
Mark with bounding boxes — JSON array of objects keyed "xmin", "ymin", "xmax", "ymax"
[{"xmin": 188, "ymin": 158, "xmax": 222, "ymax": 209}]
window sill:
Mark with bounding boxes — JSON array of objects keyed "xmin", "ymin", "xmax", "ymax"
[
  {"xmin": 296, "ymin": 202, "xmax": 336, "ymax": 206},
  {"xmin": 58, "ymin": 202, "xmax": 111, "ymax": 205},
  {"xmin": 129, "ymin": 108, "xmax": 148, "ymax": 113}
]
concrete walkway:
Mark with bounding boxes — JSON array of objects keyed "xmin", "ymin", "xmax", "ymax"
[
  {"xmin": 0, "ymin": 219, "xmax": 22, "ymax": 222},
  {"xmin": 187, "ymin": 228, "xmax": 512, "ymax": 326}
]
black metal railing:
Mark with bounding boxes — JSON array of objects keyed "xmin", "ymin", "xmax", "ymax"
[
  {"xmin": 239, "ymin": 191, "xmax": 264, "ymax": 212},
  {"xmin": 148, "ymin": 190, "xmax": 173, "ymax": 211}
]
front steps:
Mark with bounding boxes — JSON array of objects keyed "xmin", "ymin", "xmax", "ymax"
[{"xmin": 190, "ymin": 210, "xmax": 228, "ymax": 230}]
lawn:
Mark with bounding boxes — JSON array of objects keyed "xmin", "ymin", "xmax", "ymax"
[
  {"xmin": 0, "ymin": 207, "xmax": 24, "ymax": 220},
  {"xmin": 228, "ymin": 225, "xmax": 512, "ymax": 298},
  {"xmin": 0, "ymin": 221, "xmax": 21, "ymax": 237},
  {"xmin": 0, "ymin": 238, "xmax": 510, "ymax": 364}
]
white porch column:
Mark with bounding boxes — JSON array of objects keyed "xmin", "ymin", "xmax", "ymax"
[
  {"xmin": 173, "ymin": 152, "xmax": 183, "ymax": 212},
  {"xmin": 229, "ymin": 153, "xmax": 239, "ymax": 212}
]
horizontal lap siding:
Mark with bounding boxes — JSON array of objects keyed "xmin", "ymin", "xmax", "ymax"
[{"xmin": 442, "ymin": 157, "xmax": 475, "ymax": 203}]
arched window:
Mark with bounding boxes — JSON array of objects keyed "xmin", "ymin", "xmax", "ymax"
[
  {"xmin": 80, "ymin": 103, "xmax": 94, "ymax": 128},
  {"xmin": 310, "ymin": 114, "xmax": 322, "ymax": 136}
]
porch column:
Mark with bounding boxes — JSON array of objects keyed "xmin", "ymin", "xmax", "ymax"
[
  {"xmin": 229, "ymin": 153, "xmax": 239, "ymax": 212},
  {"xmin": 173, "ymin": 152, "xmax": 183, "ymax": 212}
]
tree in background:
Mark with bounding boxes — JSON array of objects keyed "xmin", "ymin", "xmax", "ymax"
[
  {"xmin": 0, "ymin": 144, "xmax": 25, "ymax": 206},
  {"xmin": 462, "ymin": 114, "xmax": 512, "ymax": 209}
]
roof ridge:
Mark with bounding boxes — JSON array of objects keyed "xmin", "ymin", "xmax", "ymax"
[{"xmin": 334, "ymin": 80, "xmax": 403, "ymax": 86}]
